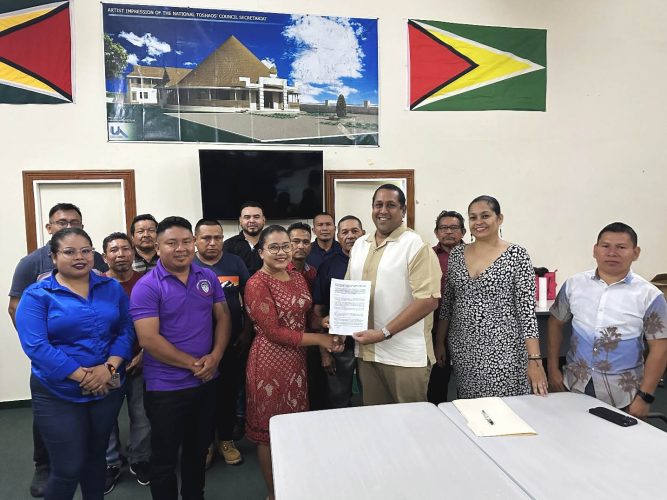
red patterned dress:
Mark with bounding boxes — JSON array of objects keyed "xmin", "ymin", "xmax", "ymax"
[{"xmin": 245, "ymin": 269, "xmax": 312, "ymax": 444}]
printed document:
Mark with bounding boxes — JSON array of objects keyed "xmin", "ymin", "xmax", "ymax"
[{"xmin": 329, "ymin": 279, "xmax": 371, "ymax": 335}]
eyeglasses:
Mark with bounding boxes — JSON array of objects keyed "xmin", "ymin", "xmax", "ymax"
[
  {"xmin": 265, "ymin": 244, "xmax": 292, "ymax": 254},
  {"xmin": 436, "ymin": 209, "xmax": 465, "ymax": 232},
  {"xmin": 58, "ymin": 247, "xmax": 94, "ymax": 258},
  {"xmin": 51, "ymin": 219, "xmax": 82, "ymax": 228},
  {"xmin": 437, "ymin": 225, "xmax": 462, "ymax": 232}
]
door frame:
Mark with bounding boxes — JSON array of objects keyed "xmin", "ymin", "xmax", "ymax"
[
  {"xmin": 22, "ymin": 170, "xmax": 137, "ymax": 253},
  {"xmin": 324, "ymin": 169, "xmax": 415, "ymax": 228}
]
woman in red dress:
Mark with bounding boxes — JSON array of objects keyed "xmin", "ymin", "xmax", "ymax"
[{"xmin": 244, "ymin": 225, "xmax": 343, "ymax": 500}]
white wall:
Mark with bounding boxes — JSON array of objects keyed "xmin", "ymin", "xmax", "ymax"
[{"xmin": 2, "ymin": 0, "xmax": 666, "ymax": 401}]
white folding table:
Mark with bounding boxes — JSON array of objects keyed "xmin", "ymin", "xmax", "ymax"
[
  {"xmin": 439, "ymin": 392, "xmax": 667, "ymax": 499},
  {"xmin": 270, "ymin": 402, "xmax": 531, "ymax": 500}
]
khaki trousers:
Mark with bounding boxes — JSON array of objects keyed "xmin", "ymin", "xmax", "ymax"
[{"xmin": 358, "ymin": 359, "xmax": 431, "ymax": 406}]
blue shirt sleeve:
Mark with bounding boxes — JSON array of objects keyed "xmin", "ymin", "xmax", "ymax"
[
  {"xmin": 643, "ymin": 293, "xmax": 667, "ymax": 340},
  {"xmin": 108, "ymin": 283, "xmax": 136, "ymax": 361},
  {"xmin": 550, "ymin": 281, "xmax": 571, "ymax": 322},
  {"xmin": 16, "ymin": 287, "xmax": 80, "ymax": 383}
]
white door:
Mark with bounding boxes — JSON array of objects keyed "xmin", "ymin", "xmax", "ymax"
[
  {"xmin": 36, "ymin": 181, "xmax": 126, "ymax": 251},
  {"xmin": 333, "ymin": 178, "xmax": 408, "ymax": 230}
]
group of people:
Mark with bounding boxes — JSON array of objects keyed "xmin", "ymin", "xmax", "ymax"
[{"xmin": 8, "ymin": 184, "xmax": 667, "ymax": 500}]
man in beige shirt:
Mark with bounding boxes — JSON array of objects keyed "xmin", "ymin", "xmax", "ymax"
[{"xmin": 347, "ymin": 184, "xmax": 442, "ymax": 404}]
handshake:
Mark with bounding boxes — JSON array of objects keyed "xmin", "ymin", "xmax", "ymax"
[
  {"xmin": 320, "ymin": 334, "xmax": 346, "ymax": 353},
  {"xmin": 315, "ymin": 316, "xmax": 345, "ymax": 353}
]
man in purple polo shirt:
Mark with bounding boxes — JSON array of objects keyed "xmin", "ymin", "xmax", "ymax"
[{"xmin": 130, "ymin": 216, "xmax": 231, "ymax": 500}]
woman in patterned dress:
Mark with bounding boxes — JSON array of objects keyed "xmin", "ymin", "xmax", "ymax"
[
  {"xmin": 244, "ymin": 225, "xmax": 344, "ymax": 500},
  {"xmin": 434, "ymin": 195, "xmax": 548, "ymax": 399}
]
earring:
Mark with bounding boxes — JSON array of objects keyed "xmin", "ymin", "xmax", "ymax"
[{"xmin": 499, "ymin": 227, "xmax": 503, "ymax": 238}]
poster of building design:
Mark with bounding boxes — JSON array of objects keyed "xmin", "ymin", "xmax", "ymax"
[{"xmin": 102, "ymin": 4, "xmax": 379, "ymax": 145}]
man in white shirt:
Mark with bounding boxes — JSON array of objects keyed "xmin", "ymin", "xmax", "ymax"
[
  {"xmin": 547, "ymin": 222, "xmax": 667, "ymax": 419},
  {"xmin": 347, "ymin": 184, "xmax": 441, "ymax": 405}
]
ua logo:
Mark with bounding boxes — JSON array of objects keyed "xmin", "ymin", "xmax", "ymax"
[{"xmin": 109, "ymin": 126, "xmax": 129, "ymax": 138}]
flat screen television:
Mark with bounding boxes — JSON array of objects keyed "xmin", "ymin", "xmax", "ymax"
[{"xmin": 199, "ymin": 149, "xmax": 324, "ymax": 220}]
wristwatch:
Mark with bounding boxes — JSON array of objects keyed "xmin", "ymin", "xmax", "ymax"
[
  {"xmin": 381, "ymin": 327, "xmax": 392, "ymax": 340},
  {"xmin": 635, "ymin": 389, "xmax": 655, "ymax": 404}
]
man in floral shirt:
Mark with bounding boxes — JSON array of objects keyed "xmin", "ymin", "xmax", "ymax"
[{"xmin": 547, "ymin": 222, "xmax": 667, "ymax": 419}]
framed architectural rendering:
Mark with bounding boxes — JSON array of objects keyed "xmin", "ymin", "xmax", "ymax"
[{"xmin": 103, "ymin": 4, "xmax": 379, "ymax": 145}]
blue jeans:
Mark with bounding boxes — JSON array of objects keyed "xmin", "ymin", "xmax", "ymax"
[
  {"xmin": 31, "ymin": 375, "xmax": 125, "ymax": 500},
  {"xmin": 106, "ymin": 372, "xmax": 151, "ymax": 466}
]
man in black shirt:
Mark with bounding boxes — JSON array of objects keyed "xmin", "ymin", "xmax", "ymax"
[
  {"xmin": 222, "ymin": 202, "xmax": 265, "ymax": 275},
  {"xmin": 312, "ymin": 215, "xmax": 365, "ymax": 408}
]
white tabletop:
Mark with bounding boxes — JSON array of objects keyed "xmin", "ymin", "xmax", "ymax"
[
  {"xmin": 270, "ymin": 402, "xmax": 531, "ymax": 500},
  {"xmin": 439, "ymin": 392, "xmax": 667, "ymax": 499}
]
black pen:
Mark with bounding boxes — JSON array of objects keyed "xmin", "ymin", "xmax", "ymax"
[{"xmin": 481, "ymin": 410, "xmax": 494, "ymax": 425}]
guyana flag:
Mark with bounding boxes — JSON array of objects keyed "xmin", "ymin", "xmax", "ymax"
[
  {"xmin": 408, "ymin": 19, "xmax": 546, "ymax": 111},
  {"xmin": 0, "ymin": 0, "xmax": 72, "ymax": 103}
]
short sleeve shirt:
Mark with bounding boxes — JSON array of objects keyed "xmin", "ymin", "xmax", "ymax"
[
  {"xmin": 9, "ymin": 244, "xmax": 108, "ymax": 298},
  {"xmin": 193, "ymin": 252, "xmax": 250, "ymax": 338},
  {"xmin": 347, "ymin": 226, "xmax": 441, "ymax": 367},
  {"xmin": 550, "ymin": 269, "xmax": 667, "ymax": 408},
  {"xmin": 129, "ymin": 261, "xmax": 226, "ymax": 391}
]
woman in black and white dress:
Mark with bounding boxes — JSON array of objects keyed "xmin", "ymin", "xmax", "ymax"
[{"xmin": 434, "ymin": 195, "xmax": 548, "ymax": 398}]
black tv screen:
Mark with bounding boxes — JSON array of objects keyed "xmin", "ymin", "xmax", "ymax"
[{"xmin": 199, "ymin": 150, "xmax": 324, "ymax": 220}]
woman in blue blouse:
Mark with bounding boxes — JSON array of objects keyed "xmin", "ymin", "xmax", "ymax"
[{"xmin": 16, "ymin": 227, "xmax": 135, "ymax": 500}]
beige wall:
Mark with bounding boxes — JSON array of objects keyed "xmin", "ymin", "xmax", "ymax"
[{"xmin": 1, "ymin": 0, "xmax": 666, "ymax": 401}]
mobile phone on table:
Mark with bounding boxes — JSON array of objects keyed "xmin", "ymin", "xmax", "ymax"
[{"xmin": 588, "ymin": 407, "xmax": 637, "ymax": 427}]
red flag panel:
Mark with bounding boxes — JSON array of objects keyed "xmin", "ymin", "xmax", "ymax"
[
  {"xmin": 408, "ymin": 23, "xmax": 473, "ymax": 107},
  {"xmin": 0, "ymin": 5, "xmax": 71, "ymax": 97}
]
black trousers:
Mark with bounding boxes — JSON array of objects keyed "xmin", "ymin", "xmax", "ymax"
[
  {"xmin": 306, "ymin": 346, "xmax": 329, "ymax": 411},
  {"xmin": 324, "ymin": 340, "xmax": 357, "ymax": 409},
  {"xmin": 144, "ymin": 382, "xmax": 216, "ymax": 500},
  {"xmin": 427, "ymin": 333, "xmax": 452, "ymax": 405},
  {"xmin": 215, "ymin": 343, "xmax": 243, "ymax": 440}
]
